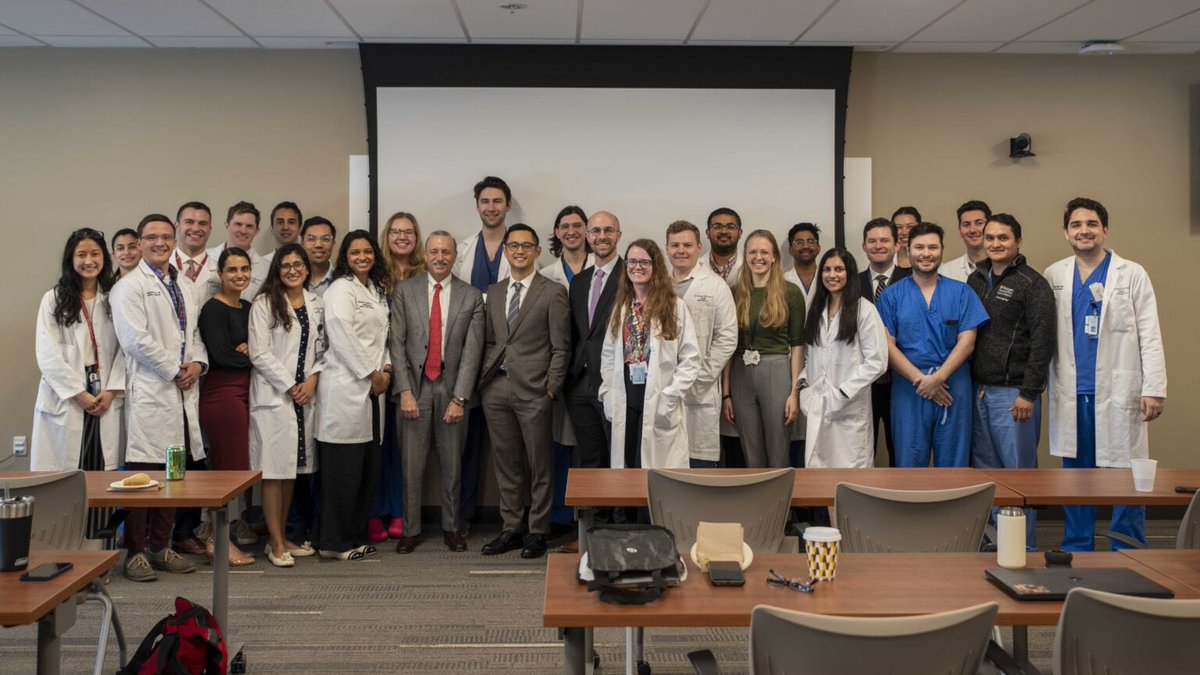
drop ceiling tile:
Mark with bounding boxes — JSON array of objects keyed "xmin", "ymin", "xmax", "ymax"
[
  {"xmin": 803, "ymin": 0, "xmax": 965, "ymax": 42},
  {"xmin": 39, "ymin": 35, "xmax": 150, "ymax": 47},
  {"xmin": 204, "ymin": 0, "xmax": 355, "ymax": 38},
  {"xmin": 1129, "ymin": 41, "xmax": 1200, "ymax": 54},
  {"xmin": 331, "ymin": 0, "xmax": 464, "ymax": 39},
  {"xmin": 77, "ymin": 0, "xmax": 239, "ymax": 37},
  {"xmin": 0, "ymin": 0, "xmax": 129, "ymax": 36},
  {"xmin": 687, "ymin": 39, "xmax": 796, "ymax": 46},
  {"xmin": 0, "ymin": 34, "xmax": 43, "ymax": 46},
  {"xmin": 149, "ymin": 36, "xmax": 260, "ymax": 48},
  {"xmin": 996, "ymin": 41, "xmax": 1087, "ymax": 54},
  {"xmin": 914, "ymin": 0, "xmax": 1088, "ymax": 42},
  {"xmin": 255, "ymin": 36, "xmax": 359, "ymax": 48},
  {"xmin": 0, "ymin": 23, "xmax": 16, "ymax": 35},
  {"xmin": 1024, "ymin": 0, "xmax": 1200, "ymax": 41},
  {"xmin": 893, "ymin": 41, "xmax": 1006, "ymax": 52},
  {"xmin": 457, "ymin": 0, "xmax": 576, "ymax": 40},
  {"xmin": 1131, "ymin": 8, "xmax": 1200, "ymax": 41},
  {"xmin": 581, "ymin": 0, "xmax": 704, "ymax": 41},
  {"xmin": 692, "ymin": 0, "xmax": 832, "ymax": 42}
]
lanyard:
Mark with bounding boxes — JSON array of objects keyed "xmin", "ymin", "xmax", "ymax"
[
  {"xmin": 80, "ymin": 297, "xmax": 100, "ymax": 370},
  {"xmin": 175, "ymin": 251, "xmax": 206, "ymax": 275}
]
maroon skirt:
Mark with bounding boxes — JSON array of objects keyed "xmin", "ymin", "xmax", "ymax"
[{"xmin": 199, "ymin": 367, "xmax": 251, "ymax": 471}]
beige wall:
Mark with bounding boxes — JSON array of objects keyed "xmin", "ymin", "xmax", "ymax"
[{"xmin": 1, "ymin": 48, "xmax": 1196, "ymax": 470}]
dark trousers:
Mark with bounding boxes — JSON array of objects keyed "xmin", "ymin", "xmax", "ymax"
[
  {"xmin": 566, "ymin": 377, "xmax": 612, "ymax": 522},
  {"xmin": 316, "ymin": 440, "xmax": 380, "ymax": 552},
  {"xmin": 720, "ymin": 435, "xmax": 746, "ymax": 468},
  {"xmin": 550, "ymin": 442, "xmax": 575, "ymax": 526},
  {"xmin": 458, "ymin": 407, "xmax": 486, "ymax": 524},
  {"xmin": 286, "ymin": 472, "xmax": 319, "ymax": 544},
  {"xmin": 125, "ymin": 461, "xmax": 174, "ymax": 553},
  {"xmin": 870, "ymin": 380, "xmax": 897, "ymax": 467}
]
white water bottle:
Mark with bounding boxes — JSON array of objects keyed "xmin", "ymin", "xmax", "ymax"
[{"xmin": 996, "ymin": 506, "xmax": 1027, "ymax": 569}]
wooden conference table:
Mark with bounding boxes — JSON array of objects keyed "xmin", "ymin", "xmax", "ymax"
[
  {"xmin": 979, "ymin": 468, "xmax": 1200, "ymax": 506},
  {"xmin": 0, "ymin": 550, "xmax": 120, "ymax": 675},
  {"xmin": 543, "ymin": 550, "xmax": 1200, "ymax": 675},
  {"xmin": 0, "ymin": 469, "xmax": 260, "ymax": 668}
]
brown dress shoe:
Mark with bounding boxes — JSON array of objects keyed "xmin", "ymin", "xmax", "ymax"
[
  {"xmin": 443, "ymin": 531, "xmax": 468, "ymax": 552},
  {"xmin": 173, "ymin": 537, "xmax": 207, "ymax": 556},
  {"xmin": 395, "ymin": 536, "xmax": 421, "ymax": 554}
]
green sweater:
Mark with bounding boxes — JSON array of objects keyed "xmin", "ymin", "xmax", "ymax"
[{"xmin": 736, "ymin": 282, "xmax": 805, "ymax": 355}]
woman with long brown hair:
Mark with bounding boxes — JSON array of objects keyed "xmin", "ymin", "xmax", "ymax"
[
  {"xmin": 379, "ymin": 211, "xmax": 426, "ymax": 290},
  {"xmin": 598, "ymin": 239, "xmax": 700, "ymax": 470},
  {"xmin": 722, "ymin": 230, "xmax": 805, "ymax": 468}
]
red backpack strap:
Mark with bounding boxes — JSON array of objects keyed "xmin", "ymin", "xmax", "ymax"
[{"xmin": 117, "ymin": 613, "xmax": 174, "ymax": 675}]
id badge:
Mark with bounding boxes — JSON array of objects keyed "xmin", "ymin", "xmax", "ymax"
[
  {"xmin": 629, "ymin": 363, "xmax": 647, "ymax": 385},
  {"xmin": 1084, "ymin": 314, "xmax": 1099, "ymax": 338},
  {"xmin": 742, "ymin": 349, "xmax": 761, "ymax": 366},
  {"xmin": 85, "ymin": 364, "xmax": 101, "ymax": 396}
]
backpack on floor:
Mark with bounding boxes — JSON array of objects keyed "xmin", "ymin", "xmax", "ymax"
[{"xmin": 119, "ymin": 596, "xmax": 228, "ymax": 675}]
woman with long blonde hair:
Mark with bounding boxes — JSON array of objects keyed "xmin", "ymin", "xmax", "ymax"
[
  {"xmin": 599, "ymin": 240, "xmax": 700, "ymax": 470},
  {"xmin": 722, "ymin": 230, "xmax": 805, "ymax": 468},
  {"xmin": 379, "ymin": 212, "xmax": 426, "ymax": 291}
]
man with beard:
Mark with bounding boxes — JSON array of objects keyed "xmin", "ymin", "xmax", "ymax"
[
  {"xmin": 699, "ymin": 207, "xmax": 743, "ymax": 284},
  {"xmin": 783, "ymin": 222, "xmax": 821, "ymax": 310}
]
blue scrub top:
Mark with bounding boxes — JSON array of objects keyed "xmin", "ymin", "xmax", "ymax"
[
  {"xmin": 1072, "ymin": 251, "xmax": 1111, "ymax": 394},
  {"xmin": 469, "ymin": 231, "xmax": 504, "ymax": 293},
  {"xmin": 879, "ymin": 275, "xmax": 990, "ymax": 372}
]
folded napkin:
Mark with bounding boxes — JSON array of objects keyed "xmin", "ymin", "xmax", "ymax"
[{"xmin": 694, "ymin": 522, "xmax": 745, "ymax": 570}]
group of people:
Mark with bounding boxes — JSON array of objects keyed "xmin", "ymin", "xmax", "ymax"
[{"xmin": 30, "ymin": 175, "xmax": 1168, "ymax": 583}]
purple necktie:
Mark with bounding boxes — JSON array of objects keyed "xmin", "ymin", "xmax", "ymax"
[{"xmin": 588, "ymin": 269, "xmax": 606, "ymax": 328}]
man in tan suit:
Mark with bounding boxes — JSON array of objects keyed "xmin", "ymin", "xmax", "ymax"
[
  {"xmin": 390, "ymin": 231, "xmax": 485, "ymax": 554},
  {"xmin": 479, "ymin": 224, "xmax": 570, "ymax": 558}
]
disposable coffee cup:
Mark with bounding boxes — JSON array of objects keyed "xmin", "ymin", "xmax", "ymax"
[
  {"xmin": 803, "ymin": 526, "xmax": 841, "ymax": 581},
  {"xmin": 1131, "ymin": 458, "xmax": 1158, "ymax": 493},
  {"xmin": 0, "ymin": 495, "xmax": 34, "ymax": 572}
]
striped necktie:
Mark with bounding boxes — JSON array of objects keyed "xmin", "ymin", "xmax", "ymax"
[{"xmin": 874, "ymin": 274, "xmax": 887, "ymax": 303}]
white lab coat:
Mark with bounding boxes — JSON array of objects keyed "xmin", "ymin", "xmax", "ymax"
[
  {"xmin": 783, "ymin": 268, "xmax": 819, "ymax": 310},
  {"xmin": 110, "ymin": 261, "xmax": 209, "ymax": 463},
  {"xmin": 600, "ymin": 299, "xmax": 701, "ymax": 469},
  {"xmin": 315, "ymin": 276, "xmax": 391, "ymax": 444},
  {"xmin": 539, "ymin": 254, "xmax": 594, "ymax": 446},
  {"xmin": 1043, "ymin": 251, "xmax": 1167, "ymax": 467},
  {"xmin": 204, "ymin": 243, "xmax": 268, "ymax": 303},
  {"xmin": 31, "ymin": 289, "xmax": 126, "ymax": 470},
  {"xmin": 797, "ymin": 298, "xmax": 889, "ymax": 468},
  {"xmin": 452, "ymin": 231, "xmax": 510, "ymax": 295},
  {"xmin": 941, "ymin": 254, "xmax": 978, "ymax": 283},
  {"xmin": 248, "ymin": 290, "xmax": 326, "ymax": 479},
  {"xmin": 676, "ymin": 265, "xmax": 738, "ymax": 462},
  {"xmin": 697, "ymin": 254, "xmax": 742, "ymax": 288}
]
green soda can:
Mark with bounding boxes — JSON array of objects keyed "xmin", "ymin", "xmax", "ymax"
[{"xmin": 166, "ymin": 444, "xmax": 187, "ymax": 481}]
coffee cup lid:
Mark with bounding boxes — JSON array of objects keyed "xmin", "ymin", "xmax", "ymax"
[{"xmin": 802, "ymin": 526, "xmax": 841, "ymax": 543}]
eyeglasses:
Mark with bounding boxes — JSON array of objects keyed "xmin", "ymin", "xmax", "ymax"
[
  {"xmin": 625, "ymin": 258, "xmax": 653, "ymax": 269},
  {"xmin": 279, "ymin": 262, "xmax": 307, "ymax": 272},
  {"xmin": 767, "ymin": 569, "xmax": 819, "ymax": 593},
  {"xmin": 304, "ymin": 235, "xmax": 334, "ymax": 244},
  {"xmin": 588, "ymin": 227, "xmax": 619, "ymax": 237},
  {"xmin": 505, "ymin": 242, "xmax": 537, "ymax": 252},
  {"xmin": 792, "ymin": 239, "xmax": 819, "ymax": 247},
  {"xmin": 140, "ymin": 234, "xmax": 176, "ymax": 243},
  {"xmin": 388, "ymin": 229, "xmax": 416, "ymax": 238},
  {"xmin": 708, "ymin": 224, "xmax": 740, "ymax": 232}
]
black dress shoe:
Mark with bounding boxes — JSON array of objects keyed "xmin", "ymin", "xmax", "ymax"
[
  {"xmin": 521, "ymin": 533, "xmax": 548, "ymax": 559},
  {"xmin": 395, "ymin": 535, "xmax": 421, "ymax": 554},
  {"xmin": 481, "ymin": 531, "xmax": 523, "ymax": 555},
  {"xmin": 443, "ymin": 531, "xmax": 468, "ymax": 552}
]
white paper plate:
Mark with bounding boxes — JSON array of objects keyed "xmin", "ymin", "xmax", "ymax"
[
  {"xmin": 109, "ymin": 479, "xmax": 160, "ymax": 491},
  {"xmin": 690, "ymin": 541, "xmax": 754, "ymax": 572}
]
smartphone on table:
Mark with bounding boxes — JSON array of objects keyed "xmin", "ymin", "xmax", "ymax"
[
  {"xmin": 20, "ymin": 562, "xmax": 74, "ymax": 582},
  {"xmin": 707, "ymin": 560, "xmax": 745, "ymax": 586}
]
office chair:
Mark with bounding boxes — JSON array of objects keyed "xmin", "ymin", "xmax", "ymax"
[
  {"xmin": 688, "ymin": 602, "xmax": 998, "ymax": 675},
  {"xmin": 835, "ymin": 482, "xmax": 995, "ymax": 553},
  {"xmin": 4, "ymin": 469, "xmax": 128, "ymax": 675},
  {"xmin": 1103, "ymin": 488, "xmax": 1200, "ymax": 550},
  {"xmin": 1054, "ymin": 587, "xmax": 1200, "ymax": 675}
]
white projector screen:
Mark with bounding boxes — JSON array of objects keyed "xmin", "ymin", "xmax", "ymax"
[{"xmin": 377, "ymin": 87, "xmax": 835, "ymax": 257}]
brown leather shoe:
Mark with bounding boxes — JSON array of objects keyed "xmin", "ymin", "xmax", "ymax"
[
  {"xmin": 173, "ymin": 537, "xmax": 207, "ymax": 556},
  {"xmin": 443, "ymin": 531, "xmax": 468, "ymax": 552},
  {"xmin": 395, "ymin": 536, "xmax": 421, "ymax": 554}
]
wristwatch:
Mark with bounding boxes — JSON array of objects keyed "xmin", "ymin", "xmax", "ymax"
[{"xmin": 451, "ymin": 395, "xmax": 468, "ymax": 407}]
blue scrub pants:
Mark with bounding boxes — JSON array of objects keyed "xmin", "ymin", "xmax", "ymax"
[
  {"xmin": 972, "ymin": 385, "xmax": 1039, "ymax": 549},
  {"xmin": 551, "ymin": 442, "xmax": 575, "ymax": 526},
  {"xmin": 1061, "ymin": 394, "xmax": 1146, "ymax": 551},
  {"xmin": 371, "ymin": 401, "xmax": 404, "ymax": 521},
  {"xmin": 891, "ymin": 367, "xmax": 973, "ymax": 467}
]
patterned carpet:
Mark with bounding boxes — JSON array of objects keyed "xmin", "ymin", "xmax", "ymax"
[{"xmin": 0, "ymin": 521, "xmax": 1179, "ymax": 674}]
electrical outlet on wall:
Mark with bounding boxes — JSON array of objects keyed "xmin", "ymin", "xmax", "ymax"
[{"xmin": 13, "ymin": 436, "xmax": 27, "ymax": 457}]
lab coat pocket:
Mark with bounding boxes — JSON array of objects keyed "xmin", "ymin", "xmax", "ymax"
[
  {"xmin": 34, "ymin": 384, "xmax": 70, "ymax": 417},
  {"xmin": 249, "ymin": 377, "xmax": 285, "ymax": 410},
  {"xmin": 1106, "ymin": 298, "xmax": 1135, "ymax": 333},
  {"xmin": 1111, "ymin": 369, "xmax": 1142, "ymax": 410},
  {"xmin": 654, "ymin": 395, "xmax": 679, "ymax": 430}
]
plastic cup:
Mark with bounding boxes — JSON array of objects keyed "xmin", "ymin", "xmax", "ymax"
[
  {"xmin": 803, "ymin": 526, "xmax": 842, "ymax": 581},
  {"xmin": 1131, "ymin": 459, "xmax": 1158, "ymax": 493}
]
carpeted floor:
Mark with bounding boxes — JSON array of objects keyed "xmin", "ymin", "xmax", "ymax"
[{"xmin": 0, "ymin": 520, "xmax": 1180, "ymax": 674}]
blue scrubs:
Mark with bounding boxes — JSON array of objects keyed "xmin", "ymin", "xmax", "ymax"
[
  {"xmin": 879, "ymin": 275, "xmax": 989, "ymax": 467},
  {"xmin": 1062, "ymin": 252, "xmax": 1145, "ymax": 551},
  {"xmin": 462, "ymin": 233, "xmax": 503, "ymax": 523},
  {"xmin": 972, "ymin": 384, "xmax": 1039, "ymax": 548}
]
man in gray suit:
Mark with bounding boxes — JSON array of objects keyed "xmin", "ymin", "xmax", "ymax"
[
  {"xmin": 480, "ymin": 224, "xmax": 571, "ymax": 558},
  {"xmin": 390, "ymin": 231, "xmax": 485, "ymax": 553}
]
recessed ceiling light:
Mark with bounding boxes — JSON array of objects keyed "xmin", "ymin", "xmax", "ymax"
[
  {"xmin": 1079, "ymin": 40, "xmax": 1124, "ymax": 56},
  {"xmin": 500, "ymin": 3, "xmax": 527, "ymax": 12}
]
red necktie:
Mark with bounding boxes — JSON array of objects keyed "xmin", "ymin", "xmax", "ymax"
[
  {"xmin": 424, "ymin": 282, "xmax": 443, "ymax": 381},
  {"xmin": 186, "ymin": 259, "xmax": 200, "ymax": 282}
]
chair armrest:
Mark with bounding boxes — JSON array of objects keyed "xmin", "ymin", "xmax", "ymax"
[
  {"xmin": 780, "ymin": 535, "xmax": 801, "ymax": 554},
  {"xmin": 91, "ymin": 508, "xmax": 130, "ymax": 543},
  {"xmin": 1100, "ymin": 530, "xmax": 1146, "ymax": 549},
  {"xmin": 981, "ymin": 524, "xmax": 998, "ymax": 553},
  {"xmin": 686, "ymin": 649, "xmax": 720, "ymax": 675}
]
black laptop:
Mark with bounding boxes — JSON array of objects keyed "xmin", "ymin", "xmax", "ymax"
[{"xmin": 985, "ymin": 567, "xmax": 1175, "ymax": 601}]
